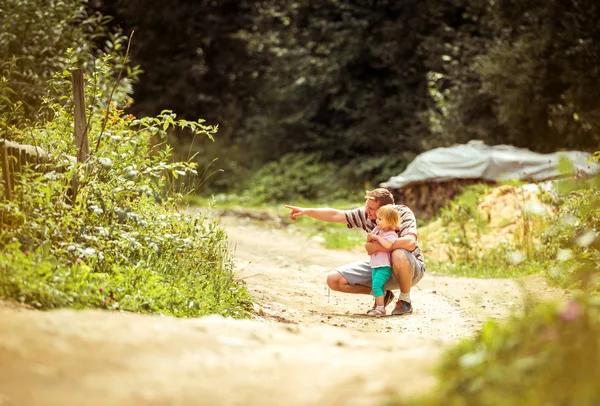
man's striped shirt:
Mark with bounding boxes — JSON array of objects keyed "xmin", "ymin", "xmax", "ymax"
[{"xmin": 344, "ymin": 205, "xmax": 425, "ymax": 265}]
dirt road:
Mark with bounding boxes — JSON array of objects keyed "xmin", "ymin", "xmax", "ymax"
[{"xmin": 0, "ymin": 216, "xmax": 566, "ymax": 406}]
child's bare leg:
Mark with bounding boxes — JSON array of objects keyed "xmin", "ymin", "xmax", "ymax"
[{"xmin": 368, "ymin": 295, "xmax": 386, "ymax": 316}]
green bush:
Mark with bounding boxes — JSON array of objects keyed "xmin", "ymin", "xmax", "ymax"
[
  {"xmin": 395, "ymin": 169, "xmax": 600, "ymax": 406},
  {"xmin": 541, "ymin": 169, "xmax": 600, "ymax": 291},
  {"xmin": 423, "ymin": 183, "xmax": 542, "ymax": 278},
  {"xmin": 241, "ymin": 152, "xmax": 356, "ymax": 204},
  {"xmin": 0, "ymin": 45, "xmax": 250, "ymax": 317},
  {"xmin": 425, "ymin": 176, "xmax": 598, "ymax": 281},
  {"xmin": 406, "ymin": 298, "xmax": 600, "ymax": 406},
  {"xmin": 0, "ymin": 209, "xmax": 249, "ymax": 317},
  {"xmin": 439, "ymin": 183, "xmax": 492, "ymax": 264}
]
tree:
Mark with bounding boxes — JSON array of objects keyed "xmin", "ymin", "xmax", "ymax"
[
  {"xmin": 237, "ymin": 0, "xmax": 441, "ymax": 179},
  {"xmin": 0, "ymin": 0, "xmax": 107, "ymax": 126},
  {"xmin": 426, "ymin": 0, "xmax": 600, "ymax": 152},
  {"xmin": 92, "ymin": 0, "xmax": 264, "ymax": 143}
]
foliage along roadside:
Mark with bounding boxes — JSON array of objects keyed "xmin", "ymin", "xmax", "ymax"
[
  {"xmin": 393, "ymin": 297, "xmax": 600, "ymax": 406},
  {"xmin": 0, "ymin": 35, "xmax": 251, "ymax": 318},
  {"xmin": 390, "ymin": 168, "xmax": 600, "ymax": 406},
  {"xmin": 416, "ymin": 160, "xmax": 599, "ymax": 286},
  {"xmin": 0, "ymin": 0, "xmax": 129, "ymax": 127}
]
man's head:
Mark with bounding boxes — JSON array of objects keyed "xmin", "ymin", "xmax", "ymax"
[{"xmin": 364, "ymin": 188, "xmax": 395, "ymax": 220}]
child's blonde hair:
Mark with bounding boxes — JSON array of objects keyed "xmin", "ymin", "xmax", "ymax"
[{"xmin": 376, "ymin": 205, "xmax": 399, "ymax": 228}]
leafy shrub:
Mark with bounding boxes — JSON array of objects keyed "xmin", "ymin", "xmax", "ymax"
[
  {"xmin": 395, "ymin": 169, "xmax": 600, "ymax": 406},
  {"xmin": 242, "ymin": 153, "xmax": 356, "ymax": 203},
  {"xmin": 0, "ymin": 207, "xmax": 248, "ymax": 317},
  {"xmin": 439, "ymin": 183, "xmax": 492, "ymax": 263},
  {"xmin": 410, "ymin": 298, "xmax": 600, "ymax": 406},
  {"xmin": 425, "ymin": 179, "xmax": 588, "ymax": 280},
  {"xmin": 541, "ymin": 174, "xmax": 600, "ymax": 291},
  {"xmin": 0, "ymin": 46, "xmax": 250, "ymax": 317},
  {"xmin": 422, "ymin": 183, "xmax": 539, "ymax": 278}
]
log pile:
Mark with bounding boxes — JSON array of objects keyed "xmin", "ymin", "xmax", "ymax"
[
  {"xmin": 1, "ymin": 139, "xmax": 48, "ymax": 201},
  {"xmin": 388, "ymin": 178, "xmax": 496, "ymax": 220},
  {"xmin": 1, "ymin": 139, "xmax": 78, "ymax": 226},
  {"xmin": 0, "ymin": 139, "xmax": 76, "ymax": 200}
]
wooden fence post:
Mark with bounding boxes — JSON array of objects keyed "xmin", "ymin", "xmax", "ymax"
[
  {"xmin": 0, "ymin": 139, "xmax": 12, "ymax": 201},
  {"xmin": 72, "ymin": 69, "xmax": 88, "ymax": 163},
  {"xmin": 70, "ymin": 69, "xmax": 88, "ymax": 202},
  {"xmin": 1, "ymin": 139, "xmax": 12, "ymax": 225}
]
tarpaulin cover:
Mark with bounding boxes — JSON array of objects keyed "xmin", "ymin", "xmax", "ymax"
[{"xmin": 381, "ymin": 140, "xmax": 599, "ymax": 189}]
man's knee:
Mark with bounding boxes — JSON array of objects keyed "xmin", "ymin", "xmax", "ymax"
[
  {"xmin": 392, "ymin": 249, "xmax": 410, "ymax": 267},
  {"xmin": 327, "ymin": 271, "xmax": 347, "ymax": 291}
]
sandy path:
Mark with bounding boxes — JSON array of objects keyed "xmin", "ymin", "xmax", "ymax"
[{"xmin": 0, "ymin": 215, "xmax": 566, "ymax": 406}]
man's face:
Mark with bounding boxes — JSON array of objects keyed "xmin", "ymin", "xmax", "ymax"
[{"xmin": 365, "ymin": 199, "xmax": 381, "ymax": 221}]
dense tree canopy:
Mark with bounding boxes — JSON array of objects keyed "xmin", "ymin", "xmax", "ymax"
[
  {"xmin": 429, "ymin": 0, "xmax": 600, "ymax": 152},
  {"xmin": 0, "ymin": 0, "xmax": 100, "ymax": 124},
  {"xmin": 85, "ymin": 0, "xmax": 600, "ymax": 190}
]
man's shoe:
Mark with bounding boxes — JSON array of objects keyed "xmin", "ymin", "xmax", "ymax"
[
  {"xmin": 384, "ymin": 290, "xmax": 395, "ymax": 307},
  {"xmin": 391, "ymin": 300, "xmax": 413, "ymax": 316}
]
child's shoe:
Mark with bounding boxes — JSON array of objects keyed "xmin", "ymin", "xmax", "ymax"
[{"xmin": 366, "ymin": 307, "xmax": 386, "ymax": 317}]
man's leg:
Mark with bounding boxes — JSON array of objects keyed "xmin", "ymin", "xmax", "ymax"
[
  {"xmin": 391, "ymin": 249, "xmax": 414, "ymax": 295},
  {"xmin": 326, "ymin": 261, "xmax": 372, "ymax": 294},
  {"xmin": 327, "ymin": 270, "xmax": 371, "ymax": 294},
  {"xmin": 329, "ymin": 262, "xmax": 397, "ymax": 311},
  {"xmin": 391, "ymin": 249, "xmax": 415, "ymax": 315}
]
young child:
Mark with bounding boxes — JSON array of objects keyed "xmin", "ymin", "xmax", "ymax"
[{"xmin": 366, "ymin": 205, "xmax": 399, "ymax": 317}]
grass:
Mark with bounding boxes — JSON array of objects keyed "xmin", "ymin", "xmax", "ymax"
[
  {"xmin": 287, "ymin": 217, "xmax": 366, "ymax": 250},
  {"xmin": 427, "ymin": 257, "xmax": 547, "ymax": 279}
]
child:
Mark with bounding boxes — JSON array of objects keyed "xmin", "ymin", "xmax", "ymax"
[{"xmin": 366, "ymin": 205, "xmax": 399, "ymax": 317}]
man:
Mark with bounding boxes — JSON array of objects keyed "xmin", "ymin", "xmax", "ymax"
[{"xmin": 285, "ymin": 188, "xmax": 425, "ymax": 315}]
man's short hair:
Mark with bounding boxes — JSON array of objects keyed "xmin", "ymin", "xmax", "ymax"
[{"xmin": 365, "ymin": 188, "xmax": 394, "ymax": 206}]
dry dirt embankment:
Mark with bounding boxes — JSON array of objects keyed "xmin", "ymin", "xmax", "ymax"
[{"xmin": 0, "ymin": 213, "xmax": 566, "ymax": 406}]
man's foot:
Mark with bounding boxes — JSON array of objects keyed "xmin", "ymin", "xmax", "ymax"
[
  {"xmin": 391, "ymin": 300, "xmax": 413, "ymax": 316},
  {"xmin": 384, "ymin": 290, "xmax": 395, "ymax": 307},
  {"xmin": 373, "ymin": 290, "xmax": 395, "ymax": 309},
  {"xmin": 367, "ymin": 307, "xmax": 386, "ymax": 317}
]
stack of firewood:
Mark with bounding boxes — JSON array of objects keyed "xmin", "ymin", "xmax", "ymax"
[{"xmin": 388, "ymin": 179, "xmax": 495, "ymax": 220}]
